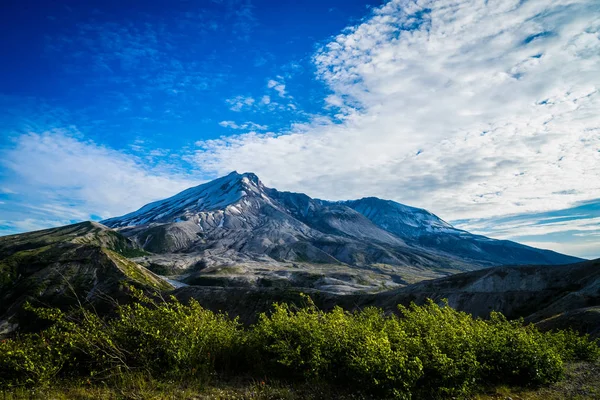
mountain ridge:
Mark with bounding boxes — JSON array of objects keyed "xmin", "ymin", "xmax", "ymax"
[
  {"xmin": 0, "ymin": 222, "xmax": 172, "ymax": 336},
  {"xmin": 98, "ymin": 172, "xmax": 581, "ymax": 293}
]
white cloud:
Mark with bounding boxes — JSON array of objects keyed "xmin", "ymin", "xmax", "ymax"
[
  {"xmin": 0, "ymin": 219, "xmax": 69, "ymax": 235},
  {"xmin": 518, "ymin": 240, "xmax": 600, "ymax": 260},
  {"xmin": 0, "ymin": 187, "xmax": 17, "ymax": 194},
  {"xmin": 461, "ymin": 216, "xmax": 600, "ymax": 239},
  {"xmin": 226, "ymin": 87, "xmax": 297, "ymax": 114},
  {"xmin": 225, "ymin": 95, "xmax": 255, "ymax": 112},
  {"xmin": 0, "ymin": 130, "xmax": 199, "ymax": 232},
  {"xmin": 219, "ymin": 120, "xmax": 268, "ymax": 130},
  {"xmin": 190, "ymin": 0, "xmax": 600, "ymax": 226},
  {"xmin": 324, "ymin": 94, "xmax": 344, "ymax": 107},
  {"xmin": 267, "ymin": 78, "xmax": 287, "ymax": 97},
  {"xmin": 219, "ymin": 120, "xmax": 240, "ymax": 129}
]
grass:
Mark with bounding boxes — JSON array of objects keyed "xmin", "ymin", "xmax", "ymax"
[
  {"xmin": 474, "ymin": 362, "xmax": 600, "ymax": 400},
  {"xmin": 1, "ymin": 362, "xmax": 599, "ymax": 400},
  {"xmin": 0, "ymin": 370, "xmax": 383, "ymax": 399},
  {"xmin": 103, "ymin": 249, "xmax": 172, "ymax": 291}
]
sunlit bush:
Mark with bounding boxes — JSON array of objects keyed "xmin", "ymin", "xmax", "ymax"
[
  {"xmin": 112, "ymin": 291, "xmax": 244, "ymax": 378},
  {"xmin": 250, "ymin": 299, "xmax": 422, "ymax": 398},
  {"xmin": 0, "ymin": 334, "xmax": 62, "ymax": 388},
  {"xmin": 0, "ymin": 291, "xmax": 598, "ymax": 399}
]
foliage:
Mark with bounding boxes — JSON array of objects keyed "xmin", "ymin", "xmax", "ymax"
[
  {"xmin": 396, "ymin": 302, "xmax": 565, "ymax": 397},
  {"xmin": 397, "ymin": 300, "xmax": 485, "ymax": 398},
  {"xmin": 0, "ymin": 333, "xmax": 62, "ymax": 388},
  {"xmin": 540, "ymin": 327, "xmax": 600, "ymax": 362},
  {"xmin": 250, "ymin": 297, "xmax": 422, "ymax": 398},
  {"xmin": 0, "ymin": 292, "xmax": 598, "ymax": 399},
  {"xmin": 476, "ymin": 312, "xmax": 564, "ymax": 386},
  {"xmin": 111, "ymin": 288, "xmax": 245, "ymax": 378}
]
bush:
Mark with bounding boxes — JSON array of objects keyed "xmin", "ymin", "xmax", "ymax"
[
  {"xmin": 396, "ymin": 302, "xmax": 565, "ymax": 394},
  {"xmin": 542, "ymin": 328, "xmax": 600, "ymax": 362},
  {"xmin": 477, "ymin": 312, "xmax": 563, "ymax": 386},
  {"xmin": 396, "ymin": 300, "xmax": 484, "ymax": 398},
  {"xmin": 0, "ymin": 334, "xmax": 62, "ymax": 388},
  {"xmin": 0, "ymin": 293, "xmax": 598, "ymax": 399},
  {"xmin": 112, "ymin": 291, "xmax": 244, "ymax": 378},
  {"xmin": 251, "ymin": 299, "xmax": 422, "ymax": 398},
  {"xmin": 2, "ymin": 288, "xmax": 244, "ymax": 384}
]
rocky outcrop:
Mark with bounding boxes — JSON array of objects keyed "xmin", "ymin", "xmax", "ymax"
[{"xmin": 375, "ymin": 259, "xmax": 600, "ymax": 322}]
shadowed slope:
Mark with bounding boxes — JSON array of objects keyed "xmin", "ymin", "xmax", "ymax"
[{"xmin": 0, "ymin": 222, "xmax": 171, "ymax": 337}]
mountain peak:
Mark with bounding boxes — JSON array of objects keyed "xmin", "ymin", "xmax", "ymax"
[
  {"xmin": 242, "ymin": 172, "xmax": 260, "ymax": 185},
  {"xmin": 101, "ymin": 171, "xmax": 266, "ymax": 227},
  {"xmin": 342, "ymin": 197, "xmax": 456, "ymax": 237},
  {"xmin": 224, "ymin": 171, "xmax": 261, "ymax": 187}
]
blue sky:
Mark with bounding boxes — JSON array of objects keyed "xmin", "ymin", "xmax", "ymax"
[
  {"xmin": 0, "ymin": 0, "xmax": 380, "ymax": 148},
  {"xmin": 1, "ymin": 0, "xmax": 599, "ymax": 259}
]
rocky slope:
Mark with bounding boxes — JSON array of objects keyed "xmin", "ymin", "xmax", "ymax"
[
  {"xmin": 367, "ymin": 258, "xmax": 600, "ymax": 321},
  {"xmin": 375, "ymin": 258, "xmax": 600, "ymax": 338},
  {"xmin": 101, "ymin": 171, "xmax": 581, "ymax": 293},
  {"xmin": 0, "ymin": 222, "xmax": 171, "ymax": 336}
]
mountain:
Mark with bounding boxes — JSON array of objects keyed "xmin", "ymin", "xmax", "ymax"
[
  {"xmin": 0, "ymin": 182, "xmax": 593, "ymax": 338},
  {"xmin": 100, "ymin": 172, "xmax": 581, "ymax": 293},
  {"xmin": 0, "ymin": 222, "xmax": 171, "ymax": 336},
  {"xmin": 1, "ymin": 221, "xmax": 597, "ymax": 340},
  {"xmin": 341, "ymin": 197, "xmax": 574, "ymax": 266}
]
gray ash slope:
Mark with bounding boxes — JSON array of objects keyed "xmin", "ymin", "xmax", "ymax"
[{"xmin": 101, "ymin": 172, "xmax": 581, "ymax": 292}]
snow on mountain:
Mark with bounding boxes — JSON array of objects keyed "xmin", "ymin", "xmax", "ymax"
[
  {"xmin": 102, "ymin": 171, "xmax": 266, "ymax": 227},
  {"xmin": 340, "ymin": 197, "xmax": 460, "ymax": 238}
]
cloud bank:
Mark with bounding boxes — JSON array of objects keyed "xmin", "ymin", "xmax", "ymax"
[
  {"xmin": 192, "ymin": 0, "xmax": 600, "ymax": 224},
  {"xmin": 0, "ymin": 130, "xmax": 198, "ymax": 234}
]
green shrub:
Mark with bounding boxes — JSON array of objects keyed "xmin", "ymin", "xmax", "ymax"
[
  {"xmin": 112, "ymin": 292, "xmax": 244, "ymax": 378},
  {"xmin": 23, "ymin": 300, "xmax": 139, "ymax": 380},
  {"xmin": 396, "ymin": 300, "xmax": 484, "ymax": 398},
  {"xmin": 338, "ymin": 307, "xmax": 423, "ymax": 398},
  {"xmin": 2, "ymin": 288, "xmax": 244, "ymax": 385},
  {"xmin": 542, "ymin": 328, "xmax": 600, "ymax": 362},
  {"xmin": 251, "ymin": 301, "xmax": 332, "ymax": 379},
  {"xmin": 477, "ymin": 312, "xmax": 563, "ymax": 386},
  {"xmin": 0, "ymin": 293, "xmax": 598, "ymax": 398},
  {"xmin": 251, "ymin": 299, "xmax": 422, "ymax": 399},
  {"xmin": 0, "ymin": 334, "xmax": 62, "ymax": 388}
]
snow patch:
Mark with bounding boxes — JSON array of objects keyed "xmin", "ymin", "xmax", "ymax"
[{"xmin": 158, "ymin": 276, "xmax": 189, "ymax": 288}]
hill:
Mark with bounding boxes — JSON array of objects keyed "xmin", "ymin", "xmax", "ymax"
[{"xmin": 0, "ymin": 222, "xmax": 171, "ymax": 336}]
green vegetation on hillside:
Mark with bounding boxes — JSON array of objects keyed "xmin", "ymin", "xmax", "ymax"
[{"xmin": 1, "ymin": 289, "xmax": 598, "ymax": 399}]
